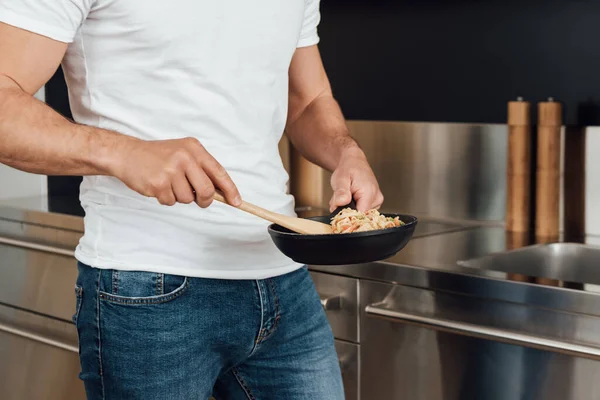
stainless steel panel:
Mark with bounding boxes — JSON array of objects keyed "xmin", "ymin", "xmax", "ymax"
[
  {"xmin": 584, "ymin": 128, "xmax": 600, "ymax": 236},
  {"xmin": 311, "ymin": 271, "xmax": 359, "ymax": 343},
  {"xmin": 0, "ymin": 198, "xmax": 83, "ymax": 232},
  {"xmin": 363, "ymin": 282, "xmax": 600, "ymax": 359},
  {"xmin": 383, "ymin": 226, "xmax": 507, "ymax": 270},
  {"xmin": 0, "ymin": 243, "xmax": 78, "ymax": 322},
  {"xmin": 366, "ymin": 304, "xmax": 600, "ymax": 361},
  {"xmin": 335, "ymin": 340, "xmax": 359, "ymax": 400},
  {"xmin": 0, "ymin": 305, "xmax": 84, "ymax": 400},
  {"xmin": 293, "ymin": 121, "xmax": 508, "ymax": 222},
  {"xmin": 0, "ymin": 218, "xmax": 81, "ymax": 251},
  {"xmin": 459, "ymin": 243, "xmax": 600, "ymax": 285},
  {"xmin": 360, "ymin": 280, "xmax": 600, "ymax": 400}
]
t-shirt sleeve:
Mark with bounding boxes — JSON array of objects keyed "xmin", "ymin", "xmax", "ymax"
[
  {"xmin": 0, "ymin": 0, "xmax": 94, "ymax": 43},
  {"xmin": 297, "ymin": 0, "xmax": 321, "ymax": 48}
]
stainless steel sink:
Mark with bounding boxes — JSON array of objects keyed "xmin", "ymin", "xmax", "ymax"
[{"xmin": 458, "ymin": 243, "xmax": 600, "ymax": 285}]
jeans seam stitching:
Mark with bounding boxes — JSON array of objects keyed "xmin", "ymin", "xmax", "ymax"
[
  {"xmin": 259, "ymin": 279, "xmax": 280, "ymax": 342},
  {"xmin": 98, "ymin": 278, "xmax": 189, "ymax": 305},
  {"xmin": 112, "ymin": 270, "xmax": 119, "ymax": 295},
  {"xmin": 73, "ymin": 285, "xmax": 83, "ymax": 324},
  {"xmin": 249, "ymin": 280, "xmax": 265, "ymax": 354},
  {"xmin": 231, "ymin": 368, "xmax": 255, "ymax": 400},
  {"xmin": 95, "ymin": 269, "xmax": 106, "ymax": 400},
  {"xmin": 156, "ymin": 273, "xmax": 163, "ymax": 296}
]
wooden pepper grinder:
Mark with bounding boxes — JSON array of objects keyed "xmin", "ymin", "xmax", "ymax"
[
  {"xmin": 506, "ymin": 97, "xmax": 534, "ymax": 283},
  {"xmin": 535, "ymin": 98, "xmax": 562, "ymax": 239},
  {"xmin": 506, "ymin": 97, "xmax": 532, "ymax": 234},
  {"xmin": 535, "ymin": 98, "xmax": 562, "ymax": 286}
]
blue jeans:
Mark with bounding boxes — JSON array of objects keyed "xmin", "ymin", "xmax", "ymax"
[{"xmin": 73, "ymin": 262, "xmax": 344, "ymax": 399}]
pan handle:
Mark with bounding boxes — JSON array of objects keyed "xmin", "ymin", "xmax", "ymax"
[
  {"xmin": 365, "ymin": 303, "xmax": 600, "ymax": 361},
  {"xmin": 329, "ymin": 199, "xmax": 358, "ymax": 220}
]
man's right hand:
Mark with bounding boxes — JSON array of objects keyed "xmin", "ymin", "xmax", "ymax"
[{"xmin": 111, "ymin": 137, "xmax": 241, "ymax": 208}]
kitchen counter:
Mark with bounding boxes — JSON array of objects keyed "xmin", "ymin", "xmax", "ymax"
[
  {"xmin": 5, "ymin": 195, "xmax": 600, "ymax": 400},
  {"xmin": 2, "ymin": 195, "xmax": 600, "ymax": 301}
]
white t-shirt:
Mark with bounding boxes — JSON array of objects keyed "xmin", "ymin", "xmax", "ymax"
[{"xmin": 0, "ymin": 0, "xmax": 321, "ymax": 279}]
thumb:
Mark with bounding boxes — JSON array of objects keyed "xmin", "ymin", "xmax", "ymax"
[{"xmin": 330, "ymin": 188, "xmax": 352, "ymax": 211}]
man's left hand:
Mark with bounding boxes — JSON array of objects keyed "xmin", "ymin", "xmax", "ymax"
[{"xmin": 329, "ymin": 146, "xmax": 384, "ymax": 213}]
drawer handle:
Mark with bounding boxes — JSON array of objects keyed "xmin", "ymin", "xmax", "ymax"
[
  {"xmin": 338, "ymin": 354, "xmax": 351, "ymax": 371},
  {"xmin": 0, "ymin": 321, "xmax": 78, "ymax": 353},
  {"xmin": 365, "ymin": 303, "xmax": 600, "ymax": 361},
  {"xmin": 320, "ymin": 295, "xmax": 342, "ymax": 310},
  {"xmin": 0, "ymin": 236, "xmax": 74, "ymax": 257}
]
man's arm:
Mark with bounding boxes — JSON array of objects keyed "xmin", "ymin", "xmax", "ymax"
[
  {"xmin": 0, "ymin": 23, "xmax": 240, "ymax": 207},
  {"xmin": 285, "ymin": 45, "xmax": 384, "ymax": 211}
]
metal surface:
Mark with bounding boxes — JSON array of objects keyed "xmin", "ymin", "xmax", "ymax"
[
  {"xmin": 293, "ymin": 121, "xmax": 508, "ymax": 222},
  {"xmin": 0, "ymin": 196, "xmax": 83, "ymax": 231},
  {"xmin": 365, "ymin": 304, "xmax": 600, "ymax": 361},
  {"xmin": 0, "ymin": 236, "xmax": 75, "ymax": 257},
  {"xmin": 320, "ymin": 294, "xmax": 342, "ymax": 311},
  {"xmin": 359, "ymin": 279, "xmax": 600, "ymax": 400},
  {"xmin": 459, "ymin": 242, "xmax": 600, "ymax": 285},
  {"xmin": 0, "ymin": 304, "xmax": 84, "ymax": 400},
  {"xmin": 335, "ymin": 340, "xmax": 359, "ymax": 400},
  {"xmin": 311, "ymin": 272, "xmax": 359, "ymax": 343},
  {"xmin": 0, "ymin": 243, "xmax": 78, "ymax": 322},
  {"xmin": 0, "ymin": 320, "xmax": 78, "ymax": 353},
  {"xmin": 0, "ymin": 216, "xmax": 81, "ymax": 250}
]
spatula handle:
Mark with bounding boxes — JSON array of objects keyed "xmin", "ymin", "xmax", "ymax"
[
  {"xmin": 212, "ymin": 192, "xmax": 332, "ymax": 235},
  {"xmin": 212, "ymin": 192, "xmax": 287, "ymax": 226}
]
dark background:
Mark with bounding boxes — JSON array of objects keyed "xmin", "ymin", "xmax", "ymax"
[
  {"xmin": 46, "ymin": 0, "xmax": 600, "ymax": 201},
  {"xmin": 318, "ymin": 0, "xmax": 600, "ymax": 125}
]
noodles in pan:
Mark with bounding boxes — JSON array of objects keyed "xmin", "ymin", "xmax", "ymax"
[{"xmin": 330, "ymin": 208, "xmax": 404, "ymax": 234}]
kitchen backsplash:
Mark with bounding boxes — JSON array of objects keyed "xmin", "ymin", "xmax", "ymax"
[
  {"xmin": 585, "ymin": 128, "xmax": 600, "ymax": 236},
  {"xmin": 289, "ymin": 121, "xmax": 600, "ymax": 238}
]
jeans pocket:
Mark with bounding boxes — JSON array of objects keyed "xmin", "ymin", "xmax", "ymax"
[
  {"xmin": 72, "ymin": 285, "xmax": 83, "ymax": 325},
  {"xmin": 99, "ymin": 269, "xmax": 190, "ymax": 305}
]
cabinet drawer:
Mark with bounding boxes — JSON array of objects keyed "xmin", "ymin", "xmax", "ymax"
[
  {"xmin": 311, "ymin": 271, "xmax": 359, "ymax": 343},
  {"xmin": 0, "ymin": 304, "xmax": 84, "ymax": 400},
  {"xmin": 0, "ymin": 243, "xmax": 77, "ymax": 322}
]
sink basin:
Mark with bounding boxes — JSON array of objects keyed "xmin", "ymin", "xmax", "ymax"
[{"xmin": 458, "ymin": 243, "xmax": 600, "ymax": 285}]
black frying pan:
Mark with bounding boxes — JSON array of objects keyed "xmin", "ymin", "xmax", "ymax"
[{"xmin": 268, "ymin": 202, "xmax": 418, "ymax": 265}]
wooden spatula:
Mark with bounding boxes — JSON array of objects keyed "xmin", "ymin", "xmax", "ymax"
[{"xmin": 212, "ymin": 193, "xmax": 333, "ymax": 235}]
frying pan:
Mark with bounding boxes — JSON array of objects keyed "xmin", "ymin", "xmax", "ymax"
[{"xmin": 268, "ymin": 202, "xmax": 418, "ymax": 265}]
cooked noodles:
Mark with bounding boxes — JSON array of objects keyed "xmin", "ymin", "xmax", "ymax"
[{"xmin": 330, "ymin": 208, "xmax": 404, "ymax": 234}]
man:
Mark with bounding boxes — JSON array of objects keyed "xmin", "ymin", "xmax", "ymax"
[{"xmin": 0, "ymin": 1, "xmax": 383, "ymax": 399}]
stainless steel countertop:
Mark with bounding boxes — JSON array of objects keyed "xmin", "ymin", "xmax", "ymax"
[{"xmin": 3, "ymin": 195, "xmax": 600, "ymax": 298}]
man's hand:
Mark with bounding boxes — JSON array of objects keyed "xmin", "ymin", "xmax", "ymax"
[
  {"xmin": 329, "ymin": 145, "xmax": 384, "ymax": 212},
  {"xmin": 111, "ymin": 137, "xmax": 241, "ymax": 208},
  {"xmin": 285, "ymin": 46, "xmax": 384, "ymax": 213}
]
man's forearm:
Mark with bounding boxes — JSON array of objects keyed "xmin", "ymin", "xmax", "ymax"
[
  {"xmin": 0, "ymin": 77, "xmax": 130, "ymax": 176},
  {"xmin": 285, "ymin": 94, "xmax": 362, "ymax": 173}
]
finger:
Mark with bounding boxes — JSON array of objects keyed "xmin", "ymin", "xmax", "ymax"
[
  {"xmin": 200, "ymin": 154, "xmax": 241, "ymax": 206},
  {"xmin": 186, "ymin": 164, "xmax": 215, "ymax": 208},
  {"xmin": 156, "ymin": 188, "xmax": 177, "ymax": 206},
  {"xmin": 372, "ymin": 192, "xmax": 384, "ymax": 210},
  {"xmin": 171, "ymin": 175, "xmax": 195, "ymax": 204},
  {"xmin": 329, "ymin": 191, "xmax": 351, "ymax": 213},
  {"xmin": 330, "ymin": 175, "xmax": 352, "ymax": 210},
  {"xmin": 354, "ymin": 189, "xmax": 378, "ymax": 212}
]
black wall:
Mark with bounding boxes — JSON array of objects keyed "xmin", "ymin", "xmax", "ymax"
[
  {"xmin": 318, "ymin": 0, "xmax": 600, "ymax": 125},
  {"xmin": 45, "ymin": 68, "xmax": 84, "ymax": 215}
]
